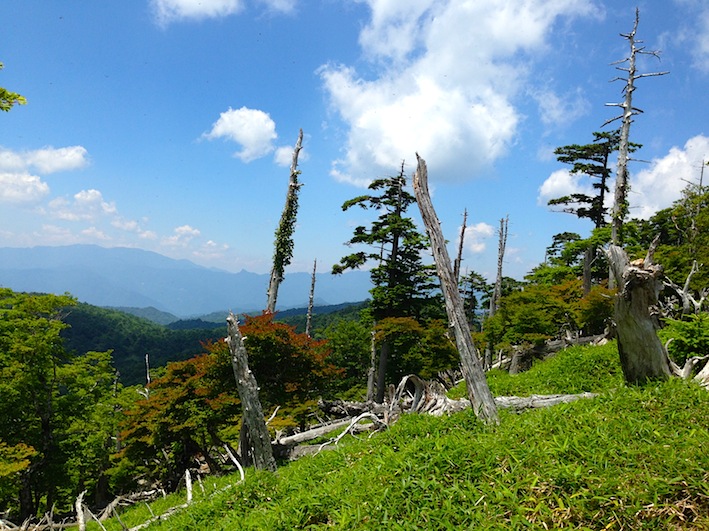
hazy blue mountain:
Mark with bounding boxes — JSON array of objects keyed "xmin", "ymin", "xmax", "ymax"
[{"xmin": 0, "ymin": 245, "xmax": 372, "ymax": 317}]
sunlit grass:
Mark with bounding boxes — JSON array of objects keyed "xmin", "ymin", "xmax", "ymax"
[{"xmin": 95, "ymin": 344, "xmax": 709, "ymax": 529}]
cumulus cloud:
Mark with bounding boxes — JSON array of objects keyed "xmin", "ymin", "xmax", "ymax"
[
  {"xmin": 631, "ymin": 135, "xmax": 709, "ymax": 219},
  {"xmin": 48, "ymin": 189, "xmax": 117, "ymax": 221},
  {"xmin": 151, "ymin": 0, "xmax": 243, "ymax": 25},
  {"xmin": 0, "ymin": 172, "xmax": 50, "ymax": 203},
  {"xmin": 0, "ymin": 146, "xmax": 88, "ymax": 174},
  {"xmin": 320, "ymin": 0, "xmax": 601, "ymax": 186},
  {"xmin": 203, "ymin": 107, "xmax": 277, "ymax": 162},
  {"xmin": 462, "ymin": 222, "xmax": 495, "ymax": 253},
  {"xmin": 537, "ymin": 168, "xmax": 595, "ymax": 207}
]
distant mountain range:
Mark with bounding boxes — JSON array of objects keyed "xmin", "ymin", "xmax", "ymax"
[{"xmin": 0, "ymin": 245, "xmax": 372, "ymax": 317}]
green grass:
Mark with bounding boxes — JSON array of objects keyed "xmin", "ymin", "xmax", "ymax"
[
  {"xmin": 449, "ymin": 341, "xmax": 624, "ymax": 399},
  {"xmin": 92, "ymin": 343, "xmax": 709, "ymax": 530}
]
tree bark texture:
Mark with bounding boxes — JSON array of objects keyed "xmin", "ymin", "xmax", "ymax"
[
  {"xmin": 413, "ymin": 154, "xmax": 499, "ymax": 423},
  {"xmin": 226, "ymin": 312, "xmax": 277, "ymax": 471},
  {"xmin": 607, "ymin": 244, "xmax": 672, "ymax": 384},
  {"xmin": 305, "ymin": 259, "xmax": 316, "ymax": 337}
]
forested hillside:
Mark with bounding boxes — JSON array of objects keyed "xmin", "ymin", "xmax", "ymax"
[{"xmin": 61, "ymin": 303, "xmax": 226, "ymax": 385}]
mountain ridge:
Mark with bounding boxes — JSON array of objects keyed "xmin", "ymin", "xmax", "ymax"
[{"xmin": 0, "ymin": 245, "xmax": 372, "ymax": 317}]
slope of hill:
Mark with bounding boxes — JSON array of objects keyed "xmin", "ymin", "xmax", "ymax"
[
  {"xmin": 90, "ymin": 344, "xmax": 709, "ymax": 530},
  {"xmin": 0, "ymin": 245, "xmax": 372, "ymax": 317},
  {"xmin": 61, "ymin": 303, "xmax": 225, "ymax": 385}
]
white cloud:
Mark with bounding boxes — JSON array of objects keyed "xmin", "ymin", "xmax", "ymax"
[
  {"xmin": 320, "ymin": 0, "xmax": 601, "ymax": 186},
  {"xmin": 631, "ymin": 134, "xmax": 709, "ymax": 219},
  {"xmin": 203, "ymin": 107, "xmax": 277, "ymax": 162},
  {"xmin": 0, "ymin": 172, "xmax": 50, "ymax": 203},
  {"xmin": 151, "ymin": 0, "xmax": 243, "ymax": 25},
  {"xmin": 537, "ymin": 168, "xmax": 595, "ymax": 207},
  {"xmin": 48, "ymin": 189, "xmax": 116, "ymax": 221},
  {"xmin": 463, "ymin": 222, "xmax": 495, "ymax": 253},
  {"xmin": 0, "ymin": 146, "xmax": 88, "ymax": 174},
  {"xmin": 163, "ymin": 224, "xmax": 201, "ymax": 247},
  {"xmin": 273, "ymin": 144, "xmax": 308, "ymax": 167}
]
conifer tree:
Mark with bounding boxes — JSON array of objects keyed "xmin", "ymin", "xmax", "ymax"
[{"xmin": 333, "ymin": 163, "xmax": 438, "ymax": 402}]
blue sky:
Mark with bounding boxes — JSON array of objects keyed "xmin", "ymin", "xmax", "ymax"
[{"xmin": 1, "ymin": 0, "xmax": 708, "ymax": 282}]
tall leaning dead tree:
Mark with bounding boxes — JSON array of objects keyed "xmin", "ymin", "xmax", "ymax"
[
  {"xmin": 413, "ymin": 154, "xmax": 499, "ymax": 424},
  {"xmin": 604, "ymin": 10, "xmax": 673, "ymax": 384},
  {"xmin": 603, "ymin": 8, "xmax": 668, "ymax": 246},
  {"xmin": 266, "ymin": 129, "xmax": 304, "ymax": 313},
  {"xmin": 226, "ymin": 312, "xmax": 277, "ymax": 471}
]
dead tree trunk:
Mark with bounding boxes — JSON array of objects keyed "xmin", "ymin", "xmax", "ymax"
[
  {"xmin": 607, "ymin": 244, "xmax": 672, "ymax": 384},
  {"xmin": 226, "ymin": 312, "xmax": 277, "ymax": 471},
  {"xmin": 413, "ymin": 154, "xmax": 499, "ymax": 424},
  {"xmin": 305, "ymin": 259, "xmax": 317, "ymax": 337},
  {"xmin": 604, "ymin": 8, "xmax": 668, "ymax": 247},
  {"xmin": 266, "ymin": 129, "xmax": 304, "ymax": 313}
]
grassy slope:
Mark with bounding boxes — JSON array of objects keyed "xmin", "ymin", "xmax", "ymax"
[{"xmin": 91, "ymin": 343, "xmax": 709, "ymax": 530}]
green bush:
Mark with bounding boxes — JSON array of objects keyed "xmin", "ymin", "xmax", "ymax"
[{"xmin": 660, "ymin": 313, "xmax": 709, "ymax": 365}]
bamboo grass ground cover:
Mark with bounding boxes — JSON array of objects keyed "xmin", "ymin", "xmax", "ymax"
[{"xmin": 92, "ymin": 344, "xmax": 709, "ymax": 530}]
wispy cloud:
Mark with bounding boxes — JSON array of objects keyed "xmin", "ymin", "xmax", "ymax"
[{"xmin": 151, "ymin": 0, "xmax": 244, "ymax": 26}]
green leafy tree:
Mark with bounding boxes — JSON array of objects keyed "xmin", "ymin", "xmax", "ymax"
[
  {"xmin": 322, "ymin": 319, "xmax": 372, "ymax": 396},
  {"xmin": 0, "ymin": 62, "xmax": 26, "ymax": 112},
  {"xmin": 117, "ymin": 350, "xmax": 239, "ymax": 491},
  {"xmin": 0, "ymin": 289, "xmax": 119, "ymax": 520}
]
